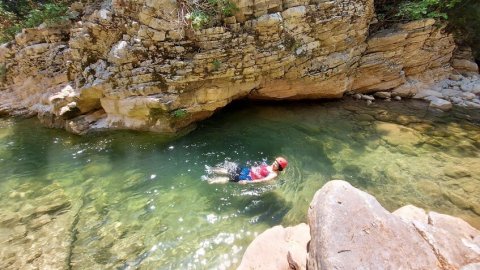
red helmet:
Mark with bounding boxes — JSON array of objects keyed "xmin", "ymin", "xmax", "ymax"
[{"xmin": 275, "ymin": 157, "xmax": 288, "ymax": 171}]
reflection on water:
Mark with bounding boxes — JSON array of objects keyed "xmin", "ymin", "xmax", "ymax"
[{"xmin": 0, "ymin": 99, "xmax": 479, "ymax": 269}]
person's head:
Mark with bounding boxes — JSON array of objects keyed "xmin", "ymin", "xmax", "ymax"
[{"xmin": 273, "ymin": 157, "xmax": 288, "ymax": 172}]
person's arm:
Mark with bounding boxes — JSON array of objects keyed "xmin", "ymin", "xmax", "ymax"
[{"xmin": 239, "ymin": 172, "xmax": 278, "ymax": 184}]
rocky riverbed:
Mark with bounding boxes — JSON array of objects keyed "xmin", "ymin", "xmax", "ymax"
[
  {"xmin": 1, "ymin": 99, "xmax": 479, "ymax": 269},
  {"xmin": 239, "ymin": 180, "xmax": 480, "ymax": 269},
  {"xmin": 349, "ymin": 72, "xmax": 480, "ymax": 111}
]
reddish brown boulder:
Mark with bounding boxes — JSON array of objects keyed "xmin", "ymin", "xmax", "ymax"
[
  {"xmin": 394, "ymin": 205, "xmax": 480, "ymax": 269},
  {"xmin": 307, "ymin": 180, "xmax": 441, "ymax": 269}
]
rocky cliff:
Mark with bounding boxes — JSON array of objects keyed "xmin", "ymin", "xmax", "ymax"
[{"xmin": 0, "ymin": 0, "xmax": 478, "ymax": 134}]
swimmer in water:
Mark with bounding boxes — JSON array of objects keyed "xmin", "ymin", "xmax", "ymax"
[{"xmin": 205, "ymin": 157, "xmax": 288, "ymax": 184}]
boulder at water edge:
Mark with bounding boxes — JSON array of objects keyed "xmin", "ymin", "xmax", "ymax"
[
  {"xmin": 240, "ymin": 180, "xmax": 480, "ymax": 269},
  {"xmin": 237, "ymin": 223, "xmax": 310, "ymax": 270},
  {"xmin": 307, "ymin": 180, "xmax": 439, "ymax": 269},
  {"xmin": 307, "ymin": 180, "xmax": 480, "ymax": 270}
]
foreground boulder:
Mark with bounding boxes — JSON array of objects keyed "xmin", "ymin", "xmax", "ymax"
[
  {"xmin": 240, "ymin": 180, "xmax": 480, "ymax": 269},
  {"xmin": 238, "ymin": 223, "xmax": 310, "ymax": 270},
  {"xmin": 308, "ymin": 180, "xmax": 441, "ymax": 269}
]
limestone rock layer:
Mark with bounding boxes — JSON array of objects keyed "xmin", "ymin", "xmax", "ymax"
[{"xmin": 0, "ymin": 0, "xmax": 471, "ymax": 134}]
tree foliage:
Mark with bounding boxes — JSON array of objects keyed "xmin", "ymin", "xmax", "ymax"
[
  {"xmin": 447, "ymin": 0, "xmax": 480, "ymax": 60},
  {"xmin": 374, "ymin": 0, "xmax": 479, "ymax": 61},
  {"xmin": 375, "ymin": 0, "xmax": 463, "ymax": 25},
  {"xmin": 0, "ymin": 0, "xmax": 72, "ymax": 43}
]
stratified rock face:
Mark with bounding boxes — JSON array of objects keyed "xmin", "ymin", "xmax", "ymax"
[
  {"xmin": 237, "ymin": 223, "xmax": 310, "ymax": 270},
  {"xmin": 353, "ymin": 19, "xmax": 456, "ymax": 94},
  {"xmin": 0, "ymin": 0, "xmax": 473, "ymax": 134},
  {"xmin": 307, "ymin": 180, "xmax": 480, "ymax": 270}
]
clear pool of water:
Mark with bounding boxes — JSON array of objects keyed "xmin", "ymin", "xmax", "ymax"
[{"xmin": 0, "ymin": 99, "xmax": 479, "ymax": 269}]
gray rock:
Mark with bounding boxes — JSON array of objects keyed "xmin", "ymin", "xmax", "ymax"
[
  {"xmin": 414, "ymin": 89, "xmax": 443, "ymax": 99},
  {"xmin": 450, "ymin": 97, "xmax": 463, "ymax": 104},
  {"xmin": 394, "ymin": 96, "xmax": 402, "ymax": 101},
  {"xmin": 461, "ymin": 83, "xmax": 474, "ymax": 92},
  {"xmin": 353, "ymin": 93, "xmax": 362, "ymax": 100},
  {"xmin": 471, "ymin": 84, "xmax": 480, "ymax": 94},
  {"xmin": 361, "ymin": 94, "xmax": 375, "ymax": 101},
  {"xmin": 462, "ymin": 92, "xmax": 476, "ymax": 100},
  {"xmin": 307, "ymin": 180, "xmax": 441, "ymax": 270},
  {"xmin": 464, "ymin": 101, "xmax": 480, "ymax": 109},
  {"xmin": 373, "ymin": 91, "xmax": 391, "ymax": 99},
  {"xmin": 428, "ymin": 97, "xmax": 452, "ymax": 111},
  {"xmin": 441, "ymin": 88, "xmax": 463, "ymax": 97}
]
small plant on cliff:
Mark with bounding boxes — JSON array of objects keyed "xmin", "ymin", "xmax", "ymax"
[
  {"xmin": 396, "ymin": 0, "xmax": 462, "ymax": 20},
  {"xmin": 0, "ymin": 64, "xmax": 6, "ymax": 82},
  {"xmin": 212, "ymin": 59, "xmax": 221, "ymax": 71},
  {"xmin": 185, "ymin": 10, "xmax": 209, "ymax": 29},
  {"xmin": 178, "ymin": 0, "xmax": 239, "ymax": 30},
  {"xmin": 171, "ymin": 109, "xmax": 189, "ymax": 119}
]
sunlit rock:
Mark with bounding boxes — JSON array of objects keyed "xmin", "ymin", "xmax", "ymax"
[
  {"xmin": 1, "ymin": 0, "xmax": 472, "ymax": 134},
  {"xmin": 307, "ymin": 180, "xmax": 440, "ymax": 269},
  {"xmin": 375, "ymin": 121, "xmax": 421, "ymax": 147},
  {"xmin": 394, "ymin": 205, "xmax": 480, "ymax": 269},
  {"xmin": 238, "ymin": 223, "xmax": 310, "ymax": 270},
  {"xmin": 428, "ymin": 97, "xmax": 453, "ymax": 111}
]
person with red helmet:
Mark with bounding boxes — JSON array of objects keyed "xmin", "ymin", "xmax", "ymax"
[{"xmin": 205, "ymin": 157, "xmax": 288, "ymax": 184}]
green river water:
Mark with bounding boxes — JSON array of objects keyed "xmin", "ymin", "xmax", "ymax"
[{"xmin": 0, "ymin": 99, "xmax": 479, "ymax": 269}]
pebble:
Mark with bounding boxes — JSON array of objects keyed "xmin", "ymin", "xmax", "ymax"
[{"xmin": 362, "ymin": 95, "xmax": 375, "ymax": 101}]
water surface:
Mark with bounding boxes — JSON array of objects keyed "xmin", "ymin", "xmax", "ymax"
[{"xmin": 0, "ymin": 99, "xmax": 479, "ymax": 269}]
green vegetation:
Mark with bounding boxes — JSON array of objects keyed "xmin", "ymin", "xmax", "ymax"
[
  {"xmin": 212, "ymin": 59, "xmax": 221, "ymax": 71},
  {"xmin": 0, "ymin": 1, "xmax": 71, "ymax": 43},
  {"xmin": 374, "ymin": 0, "xmax": 463, "ymax": 25},
  {"xmin": 171, "ymin": 109, "xmax": 189, "ymax": 119},
  {"xmin": 374, "ymin": 0, "xmax": 479, "ymax": 61},
  {"xmin": 0, "ymin": 64, "xmax": 6, "ymax": 82},
  {"xmin": 179, "ymin": 0, "xmax": 239, "ymax": 29},
  {"xmin": 447, "ymin": 0, "xmax": 480, "ymax": 60}
]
